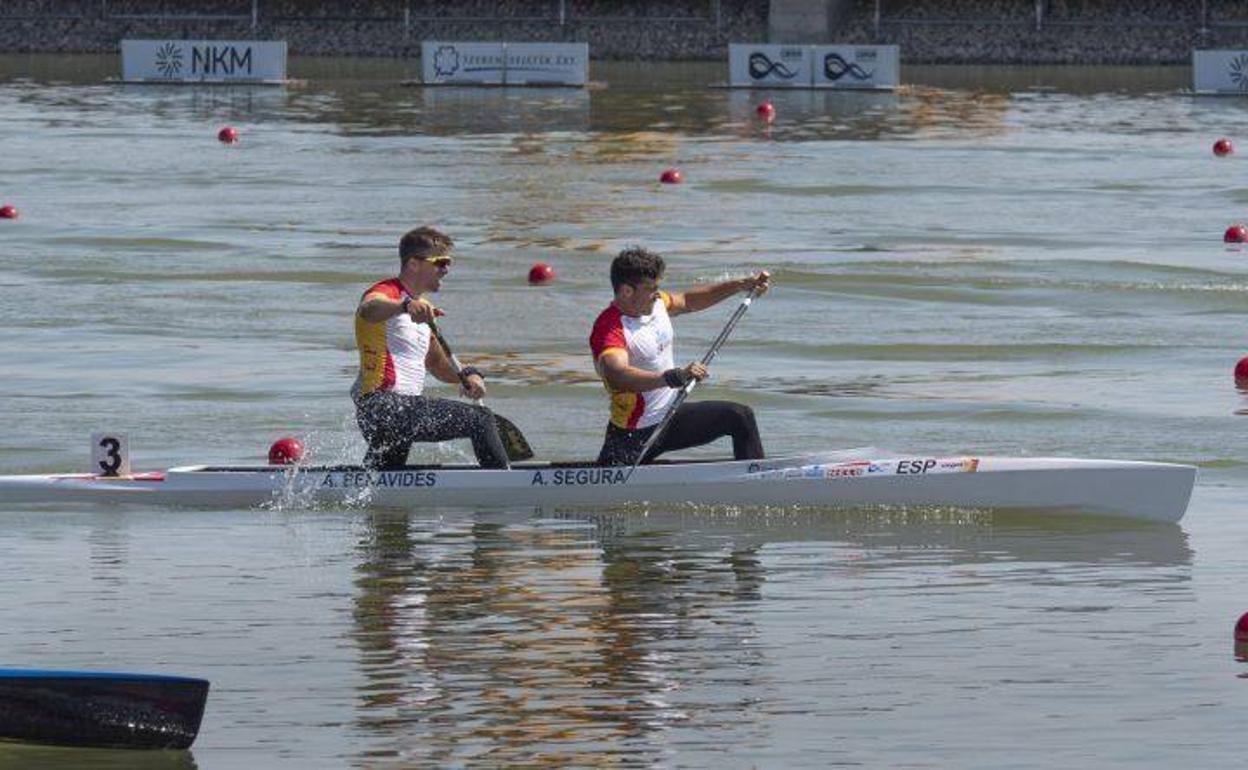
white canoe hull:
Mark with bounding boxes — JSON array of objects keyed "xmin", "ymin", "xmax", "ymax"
[{"xmin": 0, "ymin": 452, "xmax": 1197, "ymax": 523}]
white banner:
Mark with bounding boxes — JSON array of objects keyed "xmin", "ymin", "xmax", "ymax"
[
  {"xmin": 422, "ymin": 41, "xmax": 589, "ymax": 86},
  {"xmin": 1193, "ymin": 50, "xmax": 1248, "ymax": 94},
  {"xmin": 121, "ymin": 40, "xmax": 287, "ymax": 83},
  {"xmin": 729, "ymin": 44, "xmax": 812, "ymax": 87},
  {"xmin": 811, "ymin": 45, "xmax": 899, "ymax": 90}
]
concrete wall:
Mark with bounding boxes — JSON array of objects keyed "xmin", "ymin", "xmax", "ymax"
[
  {"xmin": 767, "ymin": 0, "xmax": 829, "ymax": 43},
  {"xmin": 0, "ymin": 0, "xmax": 770, "ymax": 60}
]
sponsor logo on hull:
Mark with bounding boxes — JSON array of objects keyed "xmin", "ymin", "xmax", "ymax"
[{"xmin": 747, "ymin": 457, "xmax": 981, "ymax": 481}]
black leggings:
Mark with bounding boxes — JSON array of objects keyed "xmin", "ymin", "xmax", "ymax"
[
  {"xmin": 597, "ymin": 400, "xmax": 764, "ymax": 466},
  {"xmin": 356, "ymin": 391, "xmax": 510, "ymax": 470}
]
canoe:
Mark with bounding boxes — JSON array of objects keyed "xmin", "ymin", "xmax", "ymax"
[
  {"xmin": 0, "ymin": 449, "xmax": 1196, "ymax": 523},
  {"xmin": 0, "ymin": 669, "xmax": 209, "ymax": 749}
]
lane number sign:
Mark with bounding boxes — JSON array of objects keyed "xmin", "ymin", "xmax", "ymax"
[{"xmin": 90, "ymin": 433, "xmax": 131, "ymax": 477}]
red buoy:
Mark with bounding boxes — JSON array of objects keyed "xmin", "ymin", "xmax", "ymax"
[
  {"xmin": 1225, "ymin": 224, "xmax": 1248, "ymax": 243},
  {"xmin": 1214, "ymin": 138, "xmax": 1234, "ymax": 157},
  {"xmin": 0, "ymin": 205, "xmax": 16, "ymax": 220},
  {"xmin": 756, "ymin": 101, "xmax": 776, "ymax": 124},
  {"xmin": 1236, "ymin": 357, "xmax": 1248, "ymax": 389},
  {"xmin": 268, "ymin": 437, "xmax": 304, "ymax": 465},
  {"xmin": 527, "ymin": 262, "xmax": 555, "ymax": 285},
  {"xmin": 660, "ymin": 168, "xmax": 683, "ymax": 185},
  {"xmin": 1235, "ymin": 612, "xmax": 1248, "ymax": 660},
  {"xmin": 218, "ymin": 126, "xmax": 240, "ymax": 144}
]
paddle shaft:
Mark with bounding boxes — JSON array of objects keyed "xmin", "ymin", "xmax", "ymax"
[{"xmin": 628, "ymin": 287, "xmax": 760, "ymax": 479}]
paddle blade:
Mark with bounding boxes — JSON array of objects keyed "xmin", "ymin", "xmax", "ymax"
[
  {"xmin": 494, "ymin": 414, "xmax": 534, "ymax": 461},
  {"xmin": 0, "ymin": 669, "xmax": 209, "ymax": 749}
]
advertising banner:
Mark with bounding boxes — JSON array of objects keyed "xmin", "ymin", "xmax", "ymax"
[
  {"xmin": 729, "ymin": 44, "xmax": 812, "ymax": 88},
  {"xmin": 422, "ymin": 41, "xmax": 506, "ymax": 85},
  {"xmin": 121, "ymin": 40, "xmax": 287, "ymax": 83},
  {"xmin": 503, "ymin": 42, "xmax": 589, "ymax": 86},
  {"xmin": 422, "ymin": 41, "xmax": 589, "ymax": 86},
  {"xmin": 1193, "ymin": 50, "xmax": 1248, "ymax": 94},
  {"xmin": 811, "ymin": 45, "xmax": 899, "ymax": 90}
]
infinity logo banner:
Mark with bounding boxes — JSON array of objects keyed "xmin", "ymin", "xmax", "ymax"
[
  {"xmin": 748, "ymin": 52, "xmax": 798, "ymax": 80},
  {"xmin": 823, "ymin": 53, "xmax": 873, "ymax": 81}
]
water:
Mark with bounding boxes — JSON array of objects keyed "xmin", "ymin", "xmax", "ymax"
[{"xmin": 0, "ymin": 55, "xmax": 1245, "ymax": 767}]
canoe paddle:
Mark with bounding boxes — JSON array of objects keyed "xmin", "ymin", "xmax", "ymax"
[
  {"xmin": 0, "ymin": 668, "xmax": 209, "ymax": 749},
  {"xmin": 428, "ymin": 319, "xmax": 535, "ymax": 462},
  {"xmin": 627, "ymin": 285, "xmax": 761, "ymax": 481}
]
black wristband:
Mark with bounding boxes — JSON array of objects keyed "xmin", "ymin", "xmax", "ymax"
[
  {"xmin": 460, "ymin": 366, "xmax": 484, "ymax": 381},
  {"xmin": 400, "ymin": 297, "xmax": 411, "ymax": 315},
  {"xmin": 663, "ymin": 368, "xmax": 688, "ymax": 388}
]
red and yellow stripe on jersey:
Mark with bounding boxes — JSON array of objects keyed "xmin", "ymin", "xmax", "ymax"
[
  {"xmin": 589, "ymin": 292, "xmax": 677, "ymax": 430},
  {"xmin": 354, "ymin": 278, "xmax": 431, "ymax": 398}
]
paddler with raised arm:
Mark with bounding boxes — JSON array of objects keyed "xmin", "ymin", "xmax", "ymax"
[
  {"xmin": 589, "ymin": 246, "xmax": 770, "ymax": 466},
  {"xmin": 353, "ymin": 226, "xmax": 510, "ymax": 470}
]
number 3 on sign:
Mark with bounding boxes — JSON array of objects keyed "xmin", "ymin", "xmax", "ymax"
[{"xmin": 90, "ymin": 433, "xmax": 131, "ymax": 477}]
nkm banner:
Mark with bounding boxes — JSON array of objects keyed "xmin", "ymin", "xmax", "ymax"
[
  {"xmin": 729, "ymin": 44, "xmax": 899, "ymax": 90},
  {"xmin": 1193, "ymin": 50, "xmax": 1248, "ymax": 94},
  {"xmin": 422, "ymin": 42, "xmax": 589, "ymax": 86},
  {"xmin": 121, "ymin": 40, "xmax": 287, "ymax": 83}
]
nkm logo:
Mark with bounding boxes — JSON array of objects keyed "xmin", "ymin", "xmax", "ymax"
[{"xmin": 190, "ymin": 45, "xmax": 254, "ymax": 75}]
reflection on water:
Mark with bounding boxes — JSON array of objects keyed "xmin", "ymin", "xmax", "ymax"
[
  {"xmin": 418, "ymin": 87, "xmax": 593, "ymax": 136},
  {"xmin": 353, "ymin": 514, "xmax": 699, "ymax": 764},
  {"xmin": 0, "ymin": 54, "xmax": 1089, "ymax": 142},
  {"xmin": 352, "ymin": 507, "xmax": 1189, "ymax": 763},
  {"xmin": 911, "ymin": 64, "xmax": 1188, "ymax": 95},
  {"xmin": 571, "ymin": 506, "xmax": 1193, "ymax": 567}
]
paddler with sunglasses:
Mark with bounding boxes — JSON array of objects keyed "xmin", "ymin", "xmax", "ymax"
[{"xmin": 352, "ymin": 226, "xmax": 510, "ymax": 470}]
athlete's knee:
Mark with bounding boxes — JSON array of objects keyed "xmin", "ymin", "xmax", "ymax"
[
  {"xmin": 726, "ymin": 402, "xmax": 757, "ymax": 428},
  {"xmin": 727, "ymin": 402, "xmax": 764, "ymax": 459},
  {"xmin": 469, "ymin": 404, "xmax": 497, "ymax": 432}
]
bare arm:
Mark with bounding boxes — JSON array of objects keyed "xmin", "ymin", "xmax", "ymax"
[
  {"xmin": 358, "ymin": 295, "xmax": 442, "ymax": 324},
  {"xmin": 357, "ymin": 295, "xmax": 405, "ymax": 323},
  {"xmin": 425, "ymin": 337, "xmax": 460, "ymax": 385},
  {"xmin": 425, "ymin": 337, "xmax": 487, "ymax": 398},
  {"xmin": 666, "ymin": 271, "xmax": 771, "ymax": 316},
  {"xmin": 597, "ymin": 350, "xmax": 705, "ymax": 393}
]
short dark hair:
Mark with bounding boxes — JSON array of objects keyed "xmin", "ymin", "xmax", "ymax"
[
  {"xmin": 610, "ymin": 247, "xmax": 665, "ymax": 291},
  {"xmin": 399, "ymin": 226, "xmax": 454, "ymax": 265}
]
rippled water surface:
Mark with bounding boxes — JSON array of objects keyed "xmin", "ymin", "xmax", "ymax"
[{"xmin": 0, "ymin": 56, "xmax": 1246, "ymax": 768}]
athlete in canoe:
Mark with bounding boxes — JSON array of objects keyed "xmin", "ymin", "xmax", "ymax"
[
  {"xmin": 353, "ymin": 226, "xmax": 510, "ymax": 469},
  {"xmin": 590, "ymin": 246, "xmax": 770, "ymax": 465}
]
